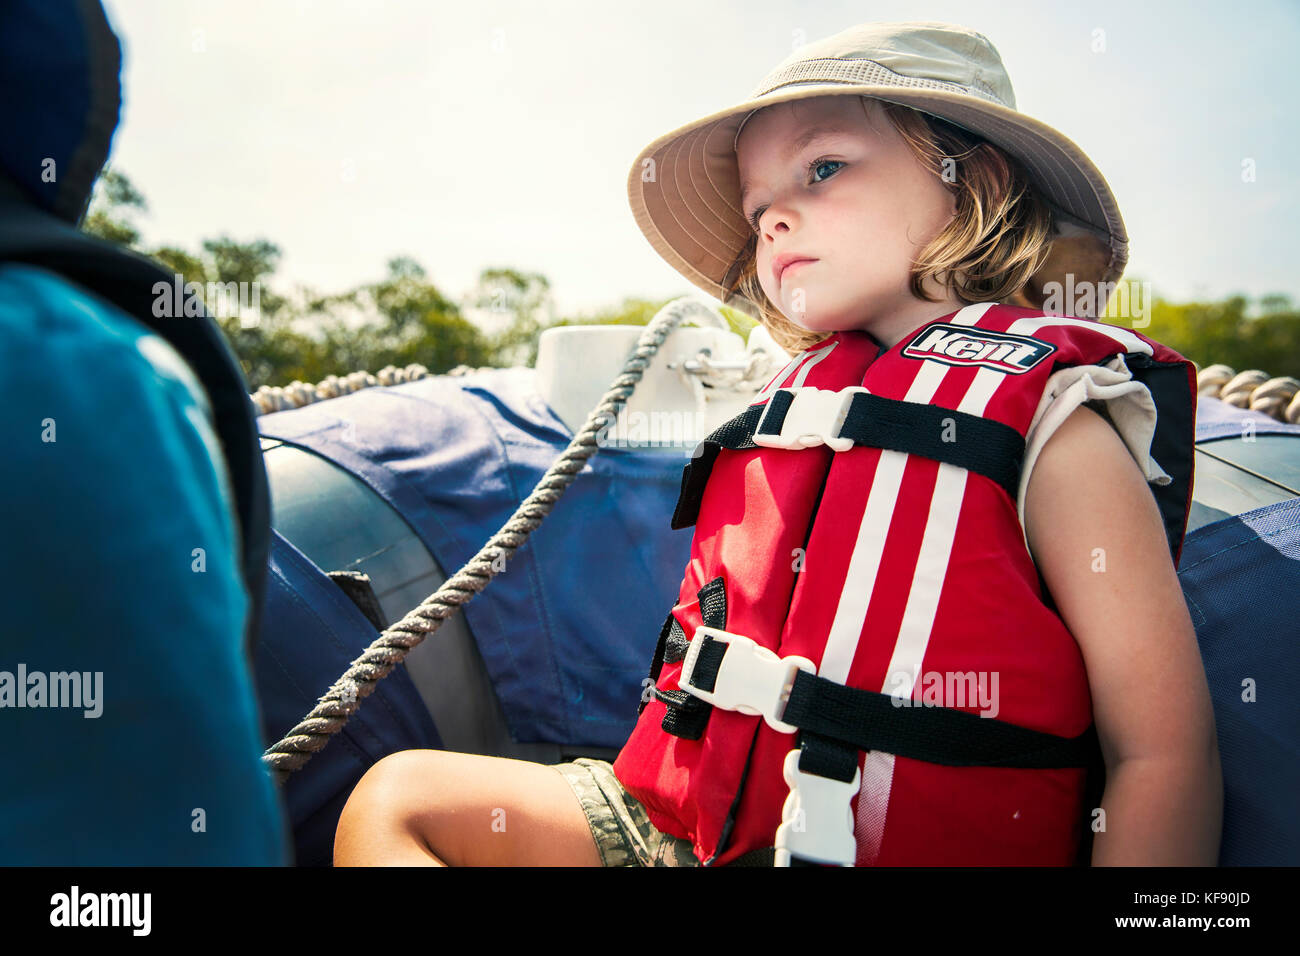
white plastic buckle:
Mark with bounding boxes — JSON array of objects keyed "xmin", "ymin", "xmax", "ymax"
[
  {"xmin": 774, "ymin": 749, "xmax": 860, "ymax": 867},
  {"xmin": 678, "ymin": 626, "xmax": 815, "ymax": 735},
  {"xmin": 753, "ymin": 387, "xmax": 868, "ymax": 453}
]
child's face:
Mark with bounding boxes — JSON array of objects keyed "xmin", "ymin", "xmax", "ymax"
[{"xmin": 736, "ymin": 95, "xmax": 964, "ymax": 347}]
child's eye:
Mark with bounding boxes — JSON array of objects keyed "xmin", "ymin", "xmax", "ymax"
[
  {"xmin": 810, "ymin": 157, "xmax": 844, "ymax": 181},
  {"xmin": 746, "ymin": 157, "xmax": 845, "ymax": 234}
]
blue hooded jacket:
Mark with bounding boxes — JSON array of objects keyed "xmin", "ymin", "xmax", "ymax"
[{"xmin": 0, "ymin": 0, "xmax": 289, "ymax": 864}]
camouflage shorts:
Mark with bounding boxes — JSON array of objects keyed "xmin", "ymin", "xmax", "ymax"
[{"xmin": 552, "ymin": 758, "xmax": 700, "ymax": 867}]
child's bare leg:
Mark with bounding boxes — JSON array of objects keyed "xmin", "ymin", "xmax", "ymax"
[{"xmin": 333, "ymin": 749, "xmax": 603, "ymax": 866}]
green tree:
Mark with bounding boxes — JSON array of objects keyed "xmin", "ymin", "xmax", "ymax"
[
  {"xmin": 82, "ymin": 167, "xmax": 146, "ymax": 247},
  {"xmin": 294, "ymin": 256, "xmax": 494, "ymax": 380},
  {"xmin": 368, "ymin": 256, "xmax": 460, "ymax": 335},
  {"xmin": 1142, "ymin": 293, "xmax": 1300, "ymax": 377},
  {"xmin": 150, "ymin": 245, "xmax": 209, "ymax": 285},
  {"xmin": 466, "ymin": 268, "xmax": 556, "ymax": 368}
]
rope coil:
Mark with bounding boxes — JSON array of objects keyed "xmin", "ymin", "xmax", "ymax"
[
  {"xmin": 1196, "ymin": 364, "xmax": 1300, "ymax": 424},
  {"xmin": 250, "ymin": 364, "xmax": 429, "ymax": 416}
]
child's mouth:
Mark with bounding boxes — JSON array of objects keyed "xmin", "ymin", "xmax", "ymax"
[{"xmin": 780, "ymin": 259, "xmax": 817, "ymax": 283}]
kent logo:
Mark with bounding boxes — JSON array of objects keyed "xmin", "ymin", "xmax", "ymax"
[{"xmin": 903, "ymin": 324, "xmax": 1055, "ymax": 374}]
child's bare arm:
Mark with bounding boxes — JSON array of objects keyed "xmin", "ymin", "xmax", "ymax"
[{"xmin": 1023, "ymin": 404, "xmax": 1223, "ymax": 865}]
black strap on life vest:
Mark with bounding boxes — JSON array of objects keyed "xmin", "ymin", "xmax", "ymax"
[
  {"xmin": 640, "ymin": 576, "xmax": 727, "ymax": 739},
  {"xmin": 673, "ymin": 628, "xmax": 1100, "ymax": 769},
  {"xmin": 671, "ymin": 389, "xmax": 1025, "ymax": 530},
  {"xmin": 0, "ymin": 198, "xmax": 271, "ymax": 659},
  {"xmin": 781, "ymin": 666, "xmax": 1100, "ymax": 768},
  {"xmin": 1114, "ymin": 352, "xmax": 1197, "ymax": 565},
  {"xmin": 643, "ymin": 577, "xmax": 1100, "ymax": 763},
  {"xmin": 671, "ymin": 405, "xmax": 764, "ymax": 529}
]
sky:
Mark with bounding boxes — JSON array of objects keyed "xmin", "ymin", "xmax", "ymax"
[{"xmin": 99, "ymin": 0, "xmax": 1300, "ymax": 322}]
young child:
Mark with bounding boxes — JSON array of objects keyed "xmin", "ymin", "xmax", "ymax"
[{"xmin": 333, "ymin": 21, "xmax": 1222, "ymax": 867}]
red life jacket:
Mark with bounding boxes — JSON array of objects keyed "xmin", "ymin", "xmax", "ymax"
[{"xmin": 612, "ymin": 301, "xmax": 1198, "ymax": 866}]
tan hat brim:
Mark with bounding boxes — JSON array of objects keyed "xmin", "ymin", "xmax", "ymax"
[{"xmin": 628, "ymin": 83, "xmax": 1128, "ymax": 319}]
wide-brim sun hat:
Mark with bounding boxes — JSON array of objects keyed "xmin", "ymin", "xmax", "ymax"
[{"xmin": 627, "ymin": 20, "xmax": 1128, "ymax": 321}]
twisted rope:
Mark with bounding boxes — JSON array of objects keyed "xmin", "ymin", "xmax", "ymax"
[
  {"xmin": 1196, "ymin": 364, "xmax": 1300, "ymax": 424},
  {"xmin": 250, "ymin": 364, "xmax": 429, "ymax": 416},
  {"xmin": 260, "ymin": 296, "xmax": 718, "ymax": 784}
]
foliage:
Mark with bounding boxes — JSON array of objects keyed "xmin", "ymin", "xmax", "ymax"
[
  {"xmin": 80, "ymin": 169, "xmax": 1299, "ymax": 391},
  {"xmin": 1133, "ymin": 291, "xmax": 1300, "ymax": 376},
  {"xmin": 82, "ymin": 168, "xmax": 144, "ymax": 246}
]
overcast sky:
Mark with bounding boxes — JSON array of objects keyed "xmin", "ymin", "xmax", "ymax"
[{"xmin": 99, "ymin": 0, "xmax": 1299, "ymax": 320}]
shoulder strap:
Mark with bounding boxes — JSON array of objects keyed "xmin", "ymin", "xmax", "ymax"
[
  {"xmin": 671, "ymin": 405, "xmax": 763, "ymax": 529},
  {"xmin": 671, "ymin": 388, "xmax": 1026, "ymax": 530},
  {"xmin": 0, "ymin": 200, "xmax": 271, "ymax": 657},
  {"xmin": 1119, "ymin": 351, "xmax": 1197, "ymax": 566}
]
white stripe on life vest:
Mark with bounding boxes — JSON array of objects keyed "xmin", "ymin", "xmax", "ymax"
[
  {"xmin": 819, "ymin": 302, "xmax": 994, "ymax": 681},
  {"xmin": 814, "ymin": 301, "xmax": 1055, "ymax": 864},
  {"xmin": 753, "ymin": 339, "xmax": 838, "ymax": 404},
  {"xmin": 754, "ymin": 351, "xmax": 811, "ymax": 404},
  {"xmin": 856, "ymin": 307, "xmax": 1023, "ymax": 860},
  {"xmin": 847, "ymin": 312, "xmax": 1144, "ymax": 858},
  {"xmin": 1013, "ymin": 315, "xmax": 1153, "ymax": 356},
  {"xmin": 791, "ymin": 340, "xmax": 837, "ymax": 388}
]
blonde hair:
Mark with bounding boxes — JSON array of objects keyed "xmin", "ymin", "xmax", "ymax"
[{"xmin": 729, "ymin": 97, "xmax": 1055, "ymax": 354}]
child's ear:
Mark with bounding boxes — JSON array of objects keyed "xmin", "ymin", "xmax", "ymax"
[{"xmin": 1021, "ymin": 232, "xmax": 1114, "ymax": 314}]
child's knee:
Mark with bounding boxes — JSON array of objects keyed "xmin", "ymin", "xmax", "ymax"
[
  {"xmin": 337, "ymin": 750, "xmax": 516, "ymax": 854},
  {"xmin": 337, "ymin": 749, "xmax": 600, "ymax": 865},
  {"xmin": 339, "ymin": 749, "xmax": 440, "ymax": 838}
]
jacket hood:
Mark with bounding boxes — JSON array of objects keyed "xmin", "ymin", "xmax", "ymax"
[{"xmin": 0, "ymin": 0, "xmax": 121, "ymax": 224}]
